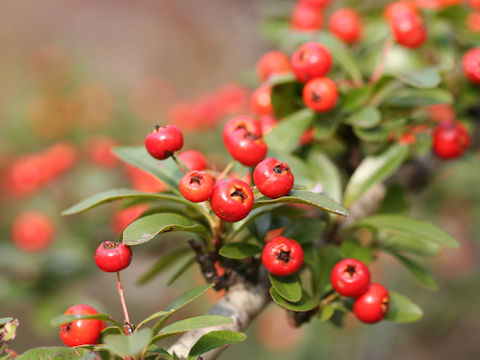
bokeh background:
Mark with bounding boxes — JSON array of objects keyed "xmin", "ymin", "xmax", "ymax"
[{"xmin": 1, "ymin": 0, "xmax": 479, "ymax": 359}]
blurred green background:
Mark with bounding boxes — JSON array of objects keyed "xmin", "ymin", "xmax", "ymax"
[{"xmin": 0, "ymin": 0, "xmax": 479, "ymax": 359}]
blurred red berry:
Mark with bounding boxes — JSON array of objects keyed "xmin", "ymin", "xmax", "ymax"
[
  {"xmin": 125, "ymin": 165, "xmax": 168, "ymax": 193},
  {"xmin": 258, "ymin": 114, "xmax": 277, "ymax": 135},
  {"xmin": 291, "ymin": 4, "xmax": 323, "ymax": 32},
  {"xmin": 302, "ymin": 77, "xmax": 338, "ymax": 112},
  {"xmin": 384, "ymin": 1, "xmax": 418, "ymax": 22},
  {"xmin": 85, "ymin": 136, "xmax": 118, "ymax": 169},
  {"xmin": 462, "ymin": 47, "xmax": 480, "ymax": 83},
  {"xmin": 329, "ymin": 8, "xmax": 362, "ymax": 44},
  {"xmin": 467, "ymin": 12, "xmax": 480, "ymax": 32},
  {"xmin": 291, "ymin": 42, "xmax": 332, "ymax": 83},
  {"xmin": 433, "ymin": 121, "xmax": 471, "ymax": 159},
  {"xmin": 390, "ymin": 11, "xmax": 427, "ymax": 48},
  {"xmin": 250, "ymin": 84, "xmax": 274, "ymax": 115},
  {"xmin": 178, "ymin": 150, "xmax": 208, "ymax": 171},
  {"xmin": 300, "ymin": 0, "xmax": 331, "ymax": 7},
  {"xmin": 256, "ymin": 51, "xmax": 291, "ymax": 81},
  {"xmin": 11, "ymin": 212, "xmax": 54, "ymax": 252},
  {"xmin": 111, "ymin": 204, "xmax": 149, "ymax": 235}
]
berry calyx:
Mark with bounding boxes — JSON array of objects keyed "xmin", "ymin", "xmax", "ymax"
[
  {"xmin": 256, "ymin": 51, "xmax": 291, "ymax": 82},
  {"xmin": 262, "ymin": 236, "xmax": 304, "ymax": 276},
  {"xmin": 291, "ymin": 42, "xmax": 332, "ymax": 83},
  {"xmin": 329, "ymin": 8, "xmax": 362, "ymax": 45},
  {"xmin": 59, "ymin": 304, "xmax": 105, "ymax": 347},
  {"xmin": 11, "ymin": 212, "xmax": 54, "ymax": 252},
  {"xmin": 179, "ymin": 170, "xmax": 215, "ymax": 202},
  {"xmin": 462, "ymin": 47, "xmax": 480, "ymax": 83},
  {"xmin": 95, "ymin": 241, "xmax": 132, "ymax": 272},
  {"xmin": 145, "ymin": 124, "xmax": 184, "ymax": 160},
  {"xmin": 253, "ymin": 158, "xmax": 294, "ymax": 199},
  {"xmin": 353, "ymin": 283, "xmax": 390, "ymax": 324},
  {"xmin": 210, "ymin": 179, "xmax": 254, "ymax": 222},
  {"xmin": 291, "ymin": 4, "xmax": 323, "ymax": 32},
  {"xmin": 330, "ymin": 258, "xmax": 371, "ymax": 297},
  {"xmin": 302, "ymin": 77, "xmax": 338, "ymax": 112},
  {"xmin": 433, "ymin": 120, "xmax": 471, "ymax": 159},
  {"xmin": 250, "ymin": 84, "xmax": 274, "ymax": 115},
  {"xmin": 178, "ymin": 150, "xmax": 208, "ymax": 171}
]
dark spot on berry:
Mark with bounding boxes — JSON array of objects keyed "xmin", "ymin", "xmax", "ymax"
[
  {"xmin": 276, "ymin": 249, "xmax": 291, "ymax": 263},
  {"xmin": 344, "ymin": 264, "xmax": 357, "ymax": 277},
  {"xmin": 311, "ymin": 90, "xmax": 321, "ymax": 103},
  {"xmin": 231, "ymin": 188, "xmax": 247, "ymax": 202},
  {"xmin": 190, "ymin": 175, "xmax": 202, "ymax": 184},
  {"xmin": 299, "ymin": 50, "xmax": 307, "ymax": 62},
  {"xmin": 163, "ymin": 150, "xmax": 173, "ymax": 158},
  {"xmin": 102, "ymin": 241, "xmax": 120, "ymax": 250},
  {"xmin": 245, "ymin": 132, "xmax": 260, "ymax": 141},
  {"xmin": 273, "ymin": 164, "xmax": 289, "ymax": 174},
  {"xmin": 62, "ymin": 322, "xmax": 72, "ymax": 333},
  {"xmin": 381, "ymin": 297, "xmax": 389, "ymax": 314}
]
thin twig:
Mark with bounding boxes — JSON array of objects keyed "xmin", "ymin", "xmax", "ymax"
[
  {"xmin": 369, "ymin": 37, "xmax": 394, "ymax": 84},
  {"xmin": 171, "ymin": 154, "xmax": 188, "ymax": 174}
]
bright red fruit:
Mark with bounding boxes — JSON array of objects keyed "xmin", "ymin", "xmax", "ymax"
[
  {"xmin": 390, "ymin": 11, "xmax": 427, "ymax": 48},
  {"xmin": 59, "ymin": 304, "xmax": 105, "ymax": 347},
  {"xmin": 250, "ymin": 84, "xmax": 274, "ymax": 115},
  {"xmin": 256, "ymin": 51, "xmax": 291, "ymax": 81},
  {"xmin": 179, "ymin": 150, "xmax": 208, "ymax": 171},
  {"xmin": 95, "ymin": 241, "xmax": 132, "ymax": 272},
  {"xmin": 470, "ymin": 0, "xmax": 480, "ymax": 9},
  {"xmin": 384, "ymin": 1, "xmax": 418, "ymax": 22},
  {"xmin": 145, "ymin": 125, "xmax": 184, "ymax": 160},
  {"xmin": 179, "ymin": 171, "xmax": 215, "ymax": 202},
  {"xmin": 11, "ymin": 212, "xmax": 54, "ymax": 252},
  {"xmin": 111, "ymin": 203, "xmax": 149, "ymax": 235},
  {"xmin": 223, "ymin": 116, "xmax": 267, "ymax": 167},
  {"xmin": 302, "ymin": 77, "xmax": 338, "ymax": 112},
  {"xmin": 462, "ymin": 48, "xmax": 480, "ymax": 83},
  {"xmin": 210, "ymin": 179, "xmax": 253, "ymax": 222},
  {"xmin": 253, "ymin": 158, "xmax": 294, "ymax": 199},
  {"xmin": 291, "ymin": 4, "xmax": 323, "ymax": 32},
  {"xmin": 262, "ymin": 236, "xmax": 304, "ymax": 276},
  {"xmin": 330, "ymin": 258, "xmax": 371, "ymax": 297},
  {"xmin": 467, "ymin": 12, "xmax": 480, "ymax": 32},
  {"xmin": 353, "ymin": 283, "xmax": 390, "ymax": 324},
  {"xmin": 433, "ymin": 121, "xmax": 471, "ymax": 159},
  {"xmin": 329, "ymin": 8, "xmax": 362, "ymax": 44},
  {"xmin": 291, "ymin": 42, "xmax": 332, "ymax": 83},
  {"xmin": 300, "ymin": 0, "xmax": 331, "ymax": 7}
]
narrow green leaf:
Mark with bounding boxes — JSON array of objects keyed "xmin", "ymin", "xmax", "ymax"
[
  {"xmin": 283, "ymin": 219, "xmax": 325, "ymax": 244},
  {"xmin": 340, "ymin": 239, "xmax": 372, "ymax": 264},
  {"xmin": 137, "ymin": 248, "xmax": 191, "ymax": 285},
  {"xmin": 385, "ymin": 88, "xmax": 453, "ymax": 107},
  {"xmin": 391, "ymin": 67, "xmax": 441, "ymax": 89},
  {"xmin": 254, "ymin": 190, "xmax": 349, "ymax": 217},
  {"xmin": 62, "ymin": 189, "xmax": 196, "ymax": 216},
  {"xmin": 123, "ymin": 213, "xmax": 208, "ymax": 246},
  {"xmin": 166, "ymin": 284, "xmax": 215, "ymax": 312},
  {"xmin": 270, "ymin": 288, "xmax": 318, "ymax": 312},
  {"xmin": 354, "ymin": 214, "xmax": 459, "ymax": 248},
  {"xmin": 265, "ymin": 108, "xmax": 315, "ymax": 154},
  {"xmin": 344, "ymin": 106, "xmax": 381, "ymax": 129},
  {"xmin": 379, "ymin": 184, "xmax": 409, "ymax": 214},
  {"xmin": 50, "ymin": 313, "xmax": 110, "ymax": 327},
  {"xmin": 188, "ymin": 330, "xmax": 247, "ymax": 358},
  {"xmin": 385, "ymin": 291, "xmax": 423, "ymax": 323},
  {"xmin": 268, "ymin": 273, "xmax": 302, "ymax": 302},
  {"xmin": 393, "ymin": 253, "xmax": 438, "ymax": 290},
  {"xmin": 136, "ymin": 311, "xmax": 169, "ymax": 331},
  {"xmin": 317, "ymin": 245, "xmax": 342, "ymax": 296},
  {"xmin": 341, "ymin": 86, "xmax": 374, "ymax": 112},
  {"xmin": 379, "ymin": 234, "xmax": 441, "ymax": 256},
  {"xmin": 15, "ymin": 348, "xmax": 95, "ymax": 360},
  {"xmin": 343, "ymin": 144, "xmax": 409, "ymax": 208},
  {"xmin": 307, "ymin": 148, "xmax": 342, "ymax": 203},
  {"xmin": 317, "ymin": 304, "xmax": 336, "ymax": 321},
  {"xmin": 268, "ymin": 72, "xmax": 296, "ymax": 86},
  {"xmin": 219, "ymin": 243, "xmax": 262, "ymax": 259},
  {"xmin": 167, "ymin": 254, "xmax": 196, "ymax": 286},
  {"xmin": 104, "ymin": 328, "xmax": 153, "ymax": 357},
  {"xmin": 160, "ymin": 316, "xmax": 233, "ymax": 336}
]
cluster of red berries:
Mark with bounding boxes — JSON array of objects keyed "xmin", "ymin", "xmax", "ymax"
[
  {"xmin": 331, "ymin": 258, "xmax": 390, "ymax": 324},
  {"xmin": 4, "ymin": 142, "xmax": 77, "ymax": 197},
  {"xmin": 145, "ymin": 121, "xmax": 295, "ymax": 223},
  {"xmin": 385, "ymin": 1, "xmax": 427, "ymax": 48}
]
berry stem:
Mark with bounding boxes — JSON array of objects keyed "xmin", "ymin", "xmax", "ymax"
[
  {"xmin": 116, "ymin": 271, "xmax": 132, "ymax": 332},
  {"xmin": 171, "ymin": 154, "xmax": 188, "ymax": 174},
  {"xmin": 217, "ymin": 161, "xmax": 235, "ymax": 181},
  {"xmin": 369, "ymin": 36, "xmax": 394, "ymax": 85},
  {"xmin": 320, "ymin": 292, "xmax": 339, "ymax": 306}
]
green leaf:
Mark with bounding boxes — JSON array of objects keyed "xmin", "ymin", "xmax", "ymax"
[
  {"xmin": 270, "ymin": 288, "xmax": 318, "ymax": 312},
  {"xmin": 353, "ymin": 125, "xmax": 391, "ymax": 142},
  {"xmin": 167, "ymin": 254, "xmax": 196, "ymax": 286},
  {"xmin": 340, "ymin": 239, "xmax": 372, "ymax": 264},
  {"xmin": 384, "ymin": 88, "xmax": 453, "ymax": 107},
  {"xmin": 317, "ymin": 304, "xmax": 336, "ymax": 321},
  {"xmin": 379, "ymin": 184, "xmax": 409, "ymax": 214},
  {"xmin": 16, "ymin": 347, "xmax": 94, "ymax": 360},
  {"xmin": 188, "ymin": 330, "xmax": 247, "ymax": 358},
  {"xmin": 307, "ymin": 147, "xmax": 342, "ymax": 203},
  {"xmin": 137, "ymin": 248, "xmax": 191, "ymax": 285},
  {"xmin": 62, "ymin": 189, "xmax": 197, "ymax": 216},
  {"xmin": 392, "ymin": 253, "xmax": 438, "ymax": 290},
  {"xmin": 113, "ymin": 146, "xmax": 183, "ymax": 193},
  {"xmin": 219, "ymin": 243, "xmax": 262, "ymax": 259},
  {"xmin": 267, "ymin": 72, "xmax": 297, "ymax": 86},
  {"xmin": 253, "ymin": 190, "xmax": 349, "ymax": 217},
  {"xmin": 379, "ymin": 234, "xmax": 441, "ymax": 256},
  {"xmin": 343, "ymin": 144, "xmax": 409, "ymax": 208},
  {"xmin": 265, "ymin": 108, "xmax": 315, "ymax": 154},
  {"xmin": 391, "ymin": 67, "xmax": 441, "ymax": 89},
  {"xmin": 0, "ymin": 317, "xmax": 13, "ymax": 325},
  {"xmin": 123, "ymin": 213, "xmax": 208, "ymax": 245},
  {"xmin": 341, "ymin": 86, "xmax": 374, "ymax": 112},
  {"xmin": 136, "ymin": 311, "xmax": 169, "ymax": 331},
  {"xmin": 104, "ymin": 328, "xmax": 153, "ymax": 357},
  {"xmin": 283, "ymin": 219, "xmax": 325, "ymax": 244},
  {"xmin": 166, "ymin": 284, "xmax": 215, "ymax": 312},
  {"xmin": 268, "ymin": 273, "xmax": 302, "ymax": 302},
  {"xmin": 312, "ymin": 113, "xmax": 339, "ymax": 141},
  {"xmin": 385, "ymin": 291, "xmax": 423, "ymax": 323},
  {"xmin": 50, "ymin": 313, "xmax": 110, "ymax": 327},
  {"xmin": 160, "ymin": 316, "xmax": 233, "ymax": 336},
  {"xmin": 354, "ymin": 214, "xmax": 459, "ymax": 248},
  {"xmin": 317, "ymin": 246, "xmax": 342, "ymax": 296},
  {"xmin": 344, "ymin": 106, "xmax": 381, "ymax": 129}
]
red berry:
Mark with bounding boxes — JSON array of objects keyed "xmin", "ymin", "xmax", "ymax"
[
  {"xmin": 258, "ymin": 114, "xmax": 277, "ymax": 135},
  {"xmin": 299, "ymin": 128, "xmax": 315, "ymax": 145},
  {"xmin": 300, "ymin": 0, "xmax": 331, "ymax": 7},
  {"xmin": 262, "ymin": 236, "xmax": 304, "ymax": 276},
  {"xmin": 353, "ymin": 283, "xmax": 390, "ymax": 324},
  {"xmin": 178, "ymin": 150, "xmax": 208, "ymax": 171},
  {"xmin": 223, "ymin": 116, "xmax": 267, "ymax": 167},
  {"xmin": 111, "ymin": 203, "xmax": 149, "ymax": 235},
  {"xmin": 291, "ymin": 42, "xmax": 332, "ymax": 83},
  {"xmin": 329, "ymin": 8, "xmax": 362, "ymax": 45},
  {"xmin": 470, "ymin": 0, "xmax": 480, "ymax": 9},
  {"xmin": 384, "ymin": 1, "xmax": 418, "ymax": 22},
  {"xmin": 291, "ymin": 4, "xmax": 323, "ymax": 32},
  {"xmin": 253, "ymin": 158, "xmax": 294, "ymax": 199},
  {"xmin": 302, "ymin": 77, "xmax": 338, "ymax": 112},
  {"xmin": 250, "ymin": 84, "xmax": 274, "ymax": 115},
  {"xmin": 59, "ymin": 304, "xmax": 105, "ymax": 347},
  {"xmin": 390, "ymin": 12, "xmax": 427, "ymax": 48},
  {"xmin": 462, "ymin": 48, "xmax": 480, "ymax": 84},
  {"xmin": 330, "ymin": 258, "xmax": 371, "ymax": 297},
  {"xmin": 85, "ymin": 136, "xmax": 118, "ymax": 169},
  {"xmin": 467, "ymin": 12, "xmax": 480, "ymax": 33},
  {"xmin": 210, "ymin": 179, "xmax": 253, "ymax": 222},
  {"xmin": 398, "ymin": 132, "xmax": 416, "ymax": 145},
  {"xmin": 256, "ymin": 51, "xmax": 291, "ymax": 82},
  {"xmin": 433, "ymin": 121, "xmax": 471, "ymax": 159},
  {"xmin": 11, "ymin": 212, "xmax": 54, "ymax": 252},
  {"xmin": 95, "ymin": 241, "xmax": 132, "ymax": 272},
  {"xmin": 179, "ymin": 171, "xmax": 215, "ymax": 202},
  {"xmin": 145, "ymin": 125, "xmax": 184, "ymax": 160}
]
